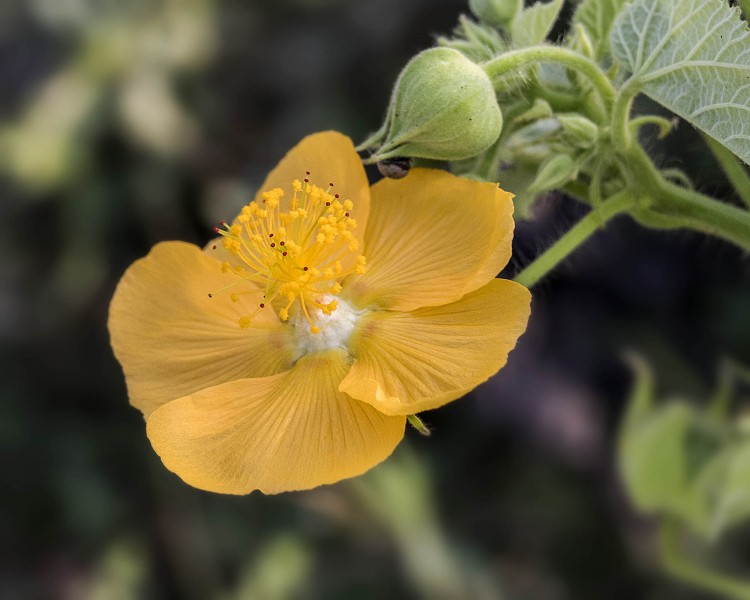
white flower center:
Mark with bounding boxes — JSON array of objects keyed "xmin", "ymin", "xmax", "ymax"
[{"xmin": 292, "ymin": 294, "xmax": 363, "ymax": 360}]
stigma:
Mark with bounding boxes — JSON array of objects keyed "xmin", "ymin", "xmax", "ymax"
[{"xmin": 211, "ymin": 174, "xmax": 367, "ymax": 333}]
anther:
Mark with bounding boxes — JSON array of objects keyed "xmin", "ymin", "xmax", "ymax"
[
  {"xmin": 269, "ymin": 233, "xmax": 274, "ymax": 238},
  {"xmin": 305, "ymin": 171, "xmax": 310, "ymax": 175},
  {"xmin": 213, "ymin": 227, "xmax": 220, "ymax": 234},
  {"xmin": 345, "ymin": 212, "xmax": 349, "ymax": 217},
  {"xmin": 325, "ymin": 202, "xmax": 331, "ymax": 206},
  {"xmin": 329, "ymin": 182, "xmax": 334, "ymax": 187},
  {"xmin": 208, "ymin": 293, "xmax": 213, "ymax": 298},
  {"xmin": 280, "ymin": 241, "xmax": 285, "ymax": 246},
  {"xmin": 259, "ymin": 303, "xmax": 265, "ymax": 308},
  {"xmin": 282, "ymin": 251, "xmax": 288, "ymax": 256},
  {"xmin": 270, "ymin": 243, "xmax": 276, "ymax": 248},
  {"xmin": 334, "ymin": 194, "xmax": 339, "ymax": 198},
  {"xmin": 303, "ymin": 266, "xmax": 309, "ymax": 271},
  {"xmin": 212, "ymin": 245, "xmax": 217, "ymax": 249}
]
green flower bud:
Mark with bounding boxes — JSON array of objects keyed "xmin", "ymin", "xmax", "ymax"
[
  {"xmin": 528, "ymin": 153, "xmax": 577, "ymax": 193},
  {"xmin": 557, "ymin": 114, "xmax": 599, "ymax": 148},
  {"xmin": 469, "ymin": 0, "xmax": 522, "ymax": 26},
  {"xmin": 362, "ymin": 48, "xmax": 502, "ymax": 162},
  {"xmin": 514, "ymin": 98, "xmax": 553, "ymax": 124}
]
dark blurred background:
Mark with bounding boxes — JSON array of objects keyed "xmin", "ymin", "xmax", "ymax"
[{"xmin": 1, "ymin": 1, "xmax": 749, "ymax": 598}]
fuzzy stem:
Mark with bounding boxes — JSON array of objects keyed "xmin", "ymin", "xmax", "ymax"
[
  {"xmin": 514, "ymin": 190, "xmax": 636, "ymax": 288},
  {"xmin": 627, "ymin": 145, "xmax": 750, "ymax": 251},
  {"xmin": 481, "ymin": 46, "xmax": 616, "ymax": 108}
]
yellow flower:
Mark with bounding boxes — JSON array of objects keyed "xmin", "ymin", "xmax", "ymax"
[{"xmin": 109, "ymin": 131, "xmax": 531, "ymax": 495}]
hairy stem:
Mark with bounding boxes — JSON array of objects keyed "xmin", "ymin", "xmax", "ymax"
[
  {"xmin": 482, "ymin": 46, "xmax": 616, "ymax": 108},
  {"xmin": 627, "ymin": 145, "xmax": 750, "ymax": 251},
  {"xmin": 514, "ymin": 190, "xmax": 636, "ymax": 288}
]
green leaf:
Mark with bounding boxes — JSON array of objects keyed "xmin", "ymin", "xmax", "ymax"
[
  {"xmin": 570, "ymin": 0, "xmax": 628, "ymax": 61},
  {"xmin": 511, "ymin": 0, "xmax": 564, "ymax": 47},
  {"xmin": 619, "ymin": 403, "xmax": 708, "ymax": 530},
  {"xmin": 708, "ymin": 441, "xmax": 750, "ymax": 538},
  {"xmin": 611, "ymin": 0, "xmax": 750, "ymax": 164}
]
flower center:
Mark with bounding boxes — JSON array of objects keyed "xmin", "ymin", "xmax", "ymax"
[
  {"xmin": 211, "ymin": 174, "xmax": 367, "ymax": 333},
  {"xmin": 292, "ymin": 294, "xmax": 362, "ymax": 359}
]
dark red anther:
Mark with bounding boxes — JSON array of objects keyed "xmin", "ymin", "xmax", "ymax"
[
  {"xmin": 304, "ymin": 178, "xmax": 309, "ymax": 183},
  {"xmin": 303, "ymin": 266, "xmax": 309, "ymax": 271},
  {"xmin": 220, "ymin": 220, "xmax": 227, "ymax": 226},
  {"xmin": 208, "ymin": 293, "xmax": 213, "ymax": 298},
  {"xmin": 279, "ymin": 241, "xmax": 285, "ymax": 246},
  {"xmin": 269, "ymin": 233, "xmax": 274, "ymax": 237},
  {"xmin": 282, "ymin": 251, "xmax": 288, "ymax": 256},
  {"xmin": 212, "ymin": 245, "xmax": 217, "ymax": 250},
  {"xmin": 325, "ymin": 202, "xmax": 331, "ymax": 206},
  {"xmin": 213, "ymin": 227, "xmax": 219, "ymax": 234},
  {"xmin": 305, "ymin": 171, "xmax": 310, "ymax": 175},
  {"xmin": 345, "ymin": 212, "xmax": 350, "ymax": 217},
  {"xmin": 259, "ymin": 303, "xmax": 265, "ymax": 308},
  {"xmin": 334, "ymin": 193, "xmax": 340, "ymax": 198},
  {"xmin": 270, "ymin": 243, "xmax": 276, "ymax": 248},
  {"xmin": 329, "ymin": 182, "xmax": 334, "ymax": 187}
]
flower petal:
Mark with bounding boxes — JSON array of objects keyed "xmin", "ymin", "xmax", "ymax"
[
  {"xmin": 343, "ymin": 168, "xmax": 515, "ymax": 311},
  {"xmin": 256, "ymin": 131, "xmax": 370, "ymax": 246},
  {"xmin": 339, "ymin": 278, "xmax": 531, "ymax": 416},
  {"xmin": 109, "ymin": 241, "xmax": 295, "ymax": 417},
  {"xmin": 146, "ymin": 350, "xmax": 406, "ymax": 494}
]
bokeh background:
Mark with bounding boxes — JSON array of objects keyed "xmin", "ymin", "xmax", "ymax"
[{"xmin": 2, "ymin": 0, "xmax": 749, "ymax": 598}]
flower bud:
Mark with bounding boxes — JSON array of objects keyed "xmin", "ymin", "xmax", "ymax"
[
  {"xmin": 528, "ymin": 153, "xmax": 577, "ymax": 193},
  {"xmin": 363, "ymin": 48, "xmax": 502, "ymax": 162},
  {"xmin": 469, "ymin": 0, "xmax": 523, "ymax": 26},
  {"xmin": 557, "ymin": 114, "xmax": 599, "ymax": 148}
]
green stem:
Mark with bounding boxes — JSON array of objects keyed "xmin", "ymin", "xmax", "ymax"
[
  {"xmin": 629, "ymin": 115, "xmax": 676, "ymax": 139},
  {"xmin": 481, "ymin": 46, "xmax": 616, "ymax": 108},
  {"xmin": 659, "ymin": 519, "xmax": 750, "ymax": 600},
  {"xmin": 514, "ymin": 190, "xmax": 636, "ymax": 288},
  {"xmin": 626, "ymin": 145, "xmax": 750, "ymax": 251},
  {"xmin": 702, "ymin": 133, "xmax": 750, "ymax": 209},
  {"xmin": 611, "ymin": 81, "xmax": 638, "ymax": 150},
  {"xmin": 653, "ymin": 177, "xmax": 750, "ymax": 251}
]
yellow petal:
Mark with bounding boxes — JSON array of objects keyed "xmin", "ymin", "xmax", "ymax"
[
  {"xmin": 109, "ymin": 241, "xmax": 295, "ymax": 417},
  {"xmin": 146, "ymin": 350, "xmax": 406, "ymax": 494},
  {"xmin": 256, "ymin": 131, "xmax": 370, "ymax": 247},
  {"xmin": 339, "ymin": 279, "xmax": 531, "ymax": 416},
  {"xmin": 203, "ymin": 237, "xmax": 242, "ymax": 266},
  {"xmin": 343, "ymin": 168, "xmax": 514, "ymax": 312}
]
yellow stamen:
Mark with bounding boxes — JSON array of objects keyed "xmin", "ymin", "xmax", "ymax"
[{"xmin": 212, "ymin": 174, "xmax": 365, "ymax": 332}]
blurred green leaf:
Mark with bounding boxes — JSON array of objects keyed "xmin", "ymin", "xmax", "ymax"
[
  {"xmin": 229, "ymin": 535, "xmax": 312, "ymax": 600},
  {"xmin": 620, "ymin": 402, "xmax": 708, "ymax": 530},
  {"xmin": 512, "ymin": 0, "xmax": 564, "ymax": 47},
  {"xmin": 569, "ymin": 0, "xmax": 627, "ymax": 61},
  {"xmin": 708, "ymin": 441, "xmax": 750, "ymax": 539}
]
